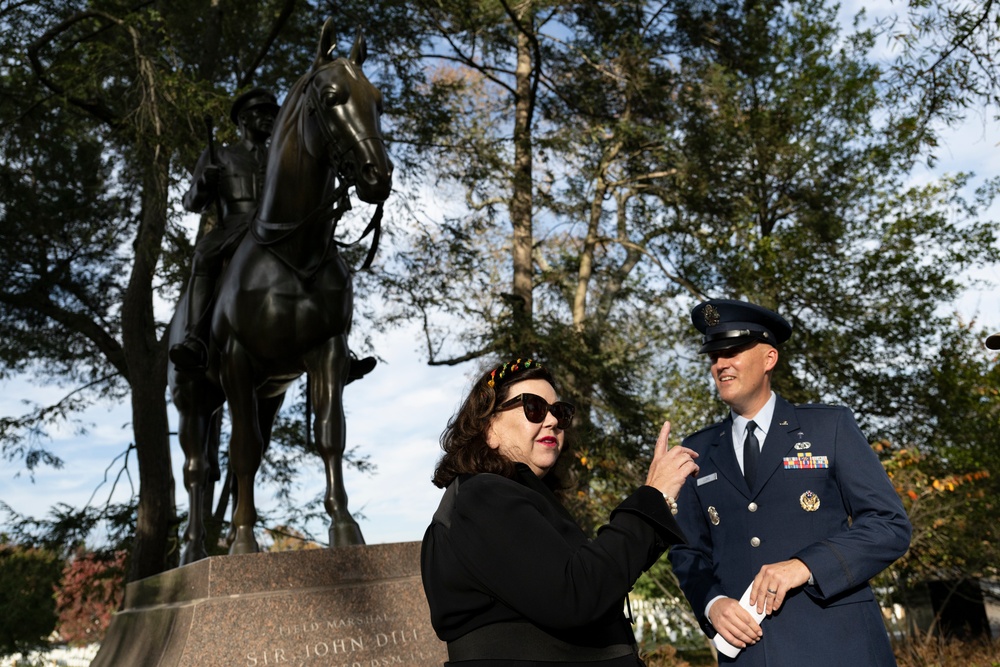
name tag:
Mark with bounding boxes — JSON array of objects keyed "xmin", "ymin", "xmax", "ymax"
[
  {"xmin": 697, "ymin": 473, "xmax": 718, "ymax": 486},
  {"xmin": 783, "ymin": 454, "xmax": 829, "ymax": 469}
]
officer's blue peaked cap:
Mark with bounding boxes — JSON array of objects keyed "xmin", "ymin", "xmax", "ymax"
[{"xmin": 692, "ymin": 299, "xmax": 792, "ymax": 354}]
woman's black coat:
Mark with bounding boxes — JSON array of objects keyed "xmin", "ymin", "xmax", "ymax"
[{"xmin": 421, "ymin": 464, "xmax": 686, "ymax": 665}]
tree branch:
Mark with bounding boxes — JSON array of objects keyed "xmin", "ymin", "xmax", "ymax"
[
  {"xmin": 27, "ymin": 10, "xmax": 127, "ymax": 128},
  {"xmin": 920, "ymin": 0, "xmax": 996, "ymax": 77},
  {"xmin": 0, "ymin": 288, "xmax": 128, "ymax": 376},
  {"xmin": 238, "ymin": 0, "xmax": 297, "ymax": 89}
]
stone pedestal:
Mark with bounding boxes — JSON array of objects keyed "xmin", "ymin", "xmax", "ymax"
[{"xmin": 90, "ymin": 542, "xmax": 447, "ymax": 667}]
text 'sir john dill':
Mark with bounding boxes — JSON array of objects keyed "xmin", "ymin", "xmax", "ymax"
[{"xmin": 245, "ymin": 628, "xmax": 427, "ymax": 666}]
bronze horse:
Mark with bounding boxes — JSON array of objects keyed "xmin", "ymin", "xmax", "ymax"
[{"xmin": 168, "ymin": 20, "xmax": 393, "ymax": 564}]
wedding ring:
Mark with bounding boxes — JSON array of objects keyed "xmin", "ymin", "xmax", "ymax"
[{"xmin": 766, "ymin": 588, "xmax": 777, "ymax": 594}]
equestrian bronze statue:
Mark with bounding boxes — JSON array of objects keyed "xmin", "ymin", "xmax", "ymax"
[{"xmin": 168, "ymin": 19, "xmax": 393, "ymax": 565}]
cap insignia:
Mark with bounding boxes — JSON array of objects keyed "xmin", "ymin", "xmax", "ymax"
[{"xmin": 704, "ymin": 304, "xmax": 721, "ymax": 327}]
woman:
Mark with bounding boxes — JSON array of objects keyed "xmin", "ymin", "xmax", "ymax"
[{"xmin": 421, "ymin": 358, "xmax": 700, "ymax": 665}]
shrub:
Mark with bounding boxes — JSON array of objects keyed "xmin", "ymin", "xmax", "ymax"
[
  {"xmin": 894, "ymin": 636, "xmax": 1000, "ymax": 667},
  {"xmin": 0, "ymin": 543, "xmax": 63, "ymax": 656},
  {"xmin": 54, "ymin": 550, "xmax": 126, "ymax": 646}
]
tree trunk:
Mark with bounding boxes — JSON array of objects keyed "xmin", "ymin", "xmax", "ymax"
[
  {"xmin": 509, "ymin": 4, "xmax": 536, "ymax": 343},
  {"xmin": 121, "ymin": 154, "xmax": 178, "ymax": 582}
]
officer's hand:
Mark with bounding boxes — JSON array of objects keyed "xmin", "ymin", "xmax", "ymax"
[
  {"xmin": 749, "ymin": 559, "xmax": 812, "ymax": 614},
  {"xmin": 644, "ymin": 420, "xmax": 699, "ymax": 501},
  {"xmin": 201, "ymin": 164, "xmax": 222, "ymax": 188},
  {"xmin": 709, "ymin": 597, "xmax": 762, "ymax": 648}
]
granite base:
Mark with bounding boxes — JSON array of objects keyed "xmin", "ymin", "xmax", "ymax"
[{"xmin": 90, "ymin": 542, "xmax": 447, "ymax": 667}]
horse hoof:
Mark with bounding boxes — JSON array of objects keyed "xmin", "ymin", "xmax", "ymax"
[
  {"xmin": 228, "ymin": 527, "xmax": 260, "ymax": 555},
  {"xmin": 181, "ymin": 545, "xmax": 208, "ymax": 566},
  {"xmin": 329, "ymin": 522, "xmax": 365, "ymax": 547}
]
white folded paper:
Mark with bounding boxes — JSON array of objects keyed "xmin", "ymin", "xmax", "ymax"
[{"xmin": 712, "ymin": 582, "xmax": 768, "ymax": 658}]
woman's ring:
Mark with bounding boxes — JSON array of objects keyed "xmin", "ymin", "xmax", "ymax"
[{"xmin": 767, "ymin": 588, "xmax": 777, "ymax": 594}]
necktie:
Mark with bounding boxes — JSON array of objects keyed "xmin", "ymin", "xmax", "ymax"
[{"xmin": 743, "ymin": 420, "xmax": 759, "ymax": 489}]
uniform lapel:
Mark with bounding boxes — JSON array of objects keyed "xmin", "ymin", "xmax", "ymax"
[
  {"xmin": 704, "ymin": 415, "xmax": 750, "ymax": 498},
  {"xmin": 755, "ymin": 395, "xmax": 800, "ymax": 493}
]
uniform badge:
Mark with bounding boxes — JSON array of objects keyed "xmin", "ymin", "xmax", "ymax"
[
  {"xmin": 794, "ymin": 441, "xmax": 811, "ymax": 450},
  {"xmin": 708, "ymin": 506, "xmax": 720, "ymax": 525},
  {"xmin": 779, "ymin": 420, "xmax": 789, "ymax": 426},
  {"xmin": 800, "ymin": 490, "xmax": 820, "ymax": 512},
  {"xmin": 704, "ymin": 304, "xmax": 721, "ymax": 327}
]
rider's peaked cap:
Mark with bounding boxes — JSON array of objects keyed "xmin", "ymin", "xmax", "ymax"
[
  {"xmin": 230, "ymin": 88, "xmax": 280, "ymax": 124},
  {"xmin": 692, "ymin": 299, "xmax": 792, "ymax": 354}
]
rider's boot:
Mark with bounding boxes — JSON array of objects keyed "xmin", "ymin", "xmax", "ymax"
[
  {"xmin": 346, "ymin": 355, "xmax": 377, "ymax": 384},
  {"xmin": 169, "ymin": 274, "xmax": 214, "ymax": 372}
]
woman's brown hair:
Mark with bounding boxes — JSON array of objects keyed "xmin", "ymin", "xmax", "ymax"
[{"xmin": 432, "ymin": 359, "xmax": 565, "ymax": 488}]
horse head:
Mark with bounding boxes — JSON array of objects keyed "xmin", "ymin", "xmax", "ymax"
[{"xmin": 300, "ymin": 20, "xmax": 393, "ymax": 205}]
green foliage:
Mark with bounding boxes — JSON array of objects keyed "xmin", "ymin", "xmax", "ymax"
[
  {"xmin": 874, "ymin": 1, "xmax": 1000, "ymax": 135},
  {"xmin": 0, "ymin": 0, "xmax": 351, "ymax": 580},
  {"xmin": 0, "ymin": 543, "xmax": 64, "ymax": 656},
  {"xmin": 882, "ymin": 320, "xmax": 1000, "ymax": 587},
  {"xmin": 0, "ymin": 501, "xmax": 138, "ymax": 563},
  {"xmin": 2, "ymin": 0, "xmax": 1000, "ymax": 609},
  {"xmin": 346, "ymin": 0, "xmax": 1000, "ymax": 538},
  {"xmin": 0, "ymin": 45, "xmax": 135, "ymax": 472}
]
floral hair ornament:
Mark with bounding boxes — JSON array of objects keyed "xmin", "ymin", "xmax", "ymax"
[{"xmin": 487, "ymin": 358, "xmax": 541, "ymax": 388}]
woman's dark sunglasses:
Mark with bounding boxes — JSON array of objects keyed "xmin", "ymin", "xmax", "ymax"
[{"xmin": 496, "ymin": 393, "xmax": 575, "ymax": 429}]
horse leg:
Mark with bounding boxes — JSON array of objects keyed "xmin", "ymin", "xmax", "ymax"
[
  {"xmin": 305, "ymin": 335, "xmax": 364, "ymax": 546},
  {"xmin": 219, "ymin": 339, "xmax": 264, "ymax": 555},
  {"xmin": 257, "ymin": 393, "xmax": 285, "ymax": 455},
  {"xmin": 177, "ymin": 395, "xmax": 218, "ymax": 565},
  {"xmin": 202, "ymin": 409, "xmax": 228, "ymax": 550}
]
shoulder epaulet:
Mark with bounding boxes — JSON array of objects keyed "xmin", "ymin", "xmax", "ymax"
[
  {"xmin": 792, "ymin": 403, "xmax": 843, "ymax": 412},
  {"xmin": 685, "ymin": 419, "xmax": 727, "ymax": 439}
]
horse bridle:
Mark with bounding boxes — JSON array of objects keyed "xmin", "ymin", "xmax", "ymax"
[
  {"xmin": 304, "ymin": 60, "xmax": 387, "ymax": 178},
  {"xmin": 253, "ymin": 60, "xmax": 385, "ymax": 273}
]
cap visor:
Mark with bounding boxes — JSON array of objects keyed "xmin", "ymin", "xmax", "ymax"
[{"xmin": 698, "ymin": 336, "xmax": 757, "ymax": 354}]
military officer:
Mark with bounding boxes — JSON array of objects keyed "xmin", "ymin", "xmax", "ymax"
[
  {"xmin": 668, "ymin": 299, "xmax": 911, "ymax": 666},
  {"xmin": 170, "ymin": 88, "xmax": 280, "ymax": 371},
  {"xmin": 171, "ymin": 88, "xmax": 375, "ymax": 381}
]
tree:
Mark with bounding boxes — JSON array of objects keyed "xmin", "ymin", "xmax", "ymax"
[
  {"xmin": 0, "ymin": 0, "xmax": 319, "ymax": 581},
  {"xmin": 323, "ymin": 1, "xmax": 711, "ymax": 525},
  {"xmin": 2, "ymin": 1, "xmax": 999, "ymax": 611},
  {"xmin": 877, "ymin": 320, "xmax": 1000, "ymax": 640},
  {"xmin": 336, "ymin": 0, "xmax": 999, "ymax": 525},
  {"xmin": 874, "ymin": 1, "xmax": 1000, "ymax": 140},
  {"xmin": 0, "ymin": 542, "xmax": 63, "ymax": 656},
  {"xmin": 55, "ymin": 550, "xmax": 126, "ymax": 646}
]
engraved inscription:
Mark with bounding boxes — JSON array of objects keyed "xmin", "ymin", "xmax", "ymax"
[
  {"xmin": 375, "ymin": 630, "xmax": 418, "ymax": 647},
  {"xmin": 278, "ymin": 614, "xmax": 393, "ymax": 638},
  {"xmin": 246, "ymin": 625, "xmax": 429, "ymax": 666}
]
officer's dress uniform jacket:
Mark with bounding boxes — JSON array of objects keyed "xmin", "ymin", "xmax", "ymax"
[
  {"xmin": 668, "ymin": 396, "xmax": 911, "ymax": 667},
  {"xmin": 422, "ymin": 464, "xmax": 686, "ymax": 666},
  {"xmin": 183, "ymin": 140, "xmax": 268, "ymax": 272}
]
